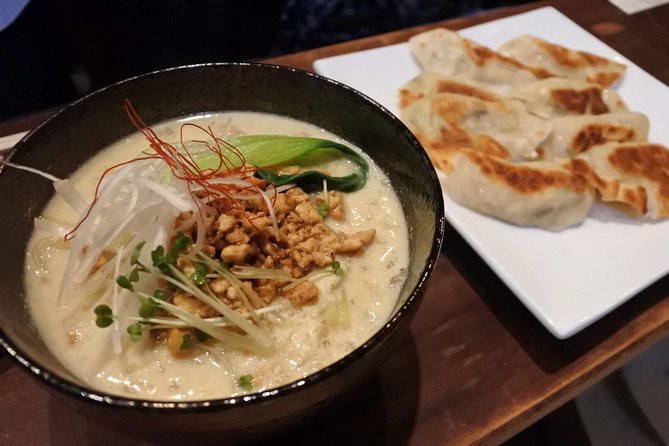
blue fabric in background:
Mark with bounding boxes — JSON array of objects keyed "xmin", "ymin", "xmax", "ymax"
[
  {"xmin": 0, "ymin": 0, "xmax": 29, "ymax": 31},
  {"xmin": 0, "ymin": 0, "xmax": 525, "ymax": 120}
]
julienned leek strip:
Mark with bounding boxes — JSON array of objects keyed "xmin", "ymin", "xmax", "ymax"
[{"xmin": 192, "ymin": 135, "xmax": 369, "ymax": 192}]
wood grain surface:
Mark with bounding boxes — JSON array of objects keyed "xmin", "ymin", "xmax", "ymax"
[{"xmin": 1, "ymin": 0, "xmax": 668, "ymax": 444}]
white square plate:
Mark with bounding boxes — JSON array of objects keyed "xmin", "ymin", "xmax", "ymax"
[{"xmin": 314, "ymin": 6, "xmax": 669, "ymax": 338}]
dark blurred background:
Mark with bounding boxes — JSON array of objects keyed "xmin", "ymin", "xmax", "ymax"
[{"xmin": 0, "ymin": 0, "xmax": 529, "ymax": 121}]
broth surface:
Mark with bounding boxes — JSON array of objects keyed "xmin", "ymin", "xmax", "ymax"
[{"xmin": 25, "ymin": 112, "xmax": 409, "ymax": 401}]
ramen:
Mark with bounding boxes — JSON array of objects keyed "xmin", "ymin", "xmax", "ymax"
[{"xmin": 24, "ymin": 110, "xmax": 409, "ymax": 401}]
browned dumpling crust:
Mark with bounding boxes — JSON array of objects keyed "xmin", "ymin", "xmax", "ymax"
[
  {"xmin": 499, "ymin": 35, "xmax": 627, "ymax": 87},
  {"xmin": 399, "ymin": 72, "xmax": 502, "ymax": 109},
  {"xmin": 402, "ymin": 28, "xmax": 669, "ymax": 230},
  {"xmin": 567, "ymin": 142, "xmax": 669, "ymax": 217},
  {"xmin": 552, "ymin": 87, "xmax": 614, "ymax": 115},
  {"xmin": 438, "ymin": 146, "xmax": 594, "ymax": 231},
  {"xmin": 544, "ymin": 112, "xmax": 649, "ymax": 159},
  {"xmin": 408, "ymin": 28, "xmax": 540, "ymax": 93},
  {"xmin": 402, "ymin": 92, "xmax": 551, "ymax": 161},
  {"xmin": 511, "ymin": 78, "xmax": 628, "ymax": 119},
  {"xmin": 456, "ymin": 149, "xmax": 590, "ymax": 195}
]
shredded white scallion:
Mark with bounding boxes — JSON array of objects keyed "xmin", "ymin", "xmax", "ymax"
[
  {"xmin": 53, "ymin": 180, "xmax": 90, "ymax": 215},
  {"xmin": 112, "ymin": 245, "xmax": 124, "ymax": 354},
  {"xmin": 255, "ymin": 186, "xmax": 280, "ymax": 241},
  {"xmin": 33, "ymin": 218, "xmax": 70, "ymax": 238},
  {"xmin": 55, "ymin": 158, "xmax": 185, "ymax": 304},
  {"xmin": 0, "ymin": 159, "xmax": 61, "ymax": 182},
  {"xmin": 28, "ymin": 141, "xmax": 290, "ymax": 354},
  {"xmin": 137, "ymin": 178, "xmax": 194, "ymax": 212},
  {"xmin": 323, "ymin": 178, "xmax": 329, "ymax": 209}
]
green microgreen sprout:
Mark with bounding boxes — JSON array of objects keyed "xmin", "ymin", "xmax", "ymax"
[
  {"xmin": 94, "ymin": 304, "xmax": 114, "ymax": 328},
  {"xmin": 173, "ymin": 232, "xmax": 191, "ymax": 251},
  {"xmin": 127, "ymin": 322, "xmax": 143, "ymax": 342},
  {"xmin": 195, "ymin": 329, "xmax": 211, "ymax": 342},
  {"xmin": 94, "ymin": 234, "xmax": 274, "ymax": 352},
  {"xmin": 190, "ymin": 262, "xmax": 209, "ymax": 286},
  {"xmin": 153, "ymin": 289, "xmax": 169, "ymax": 301},
  {"xmin": 179, "ymin": 333, "xmax": 192, "ymax": 351},
  {"xmin": 331, "ymin": 261, "xmax": 344, "ymax": 277},
  {"xmin": 130, "ymin": 241, "xmax": 146, "ymax": 266},
  {"xmin": 128, "ymin": 267, "xmax": 140, "ymax": 282},
  {"xmin": 115, "ymin": 266, "xmax": 142, "ymax": 291},
  {"xmin": 317, "ymin": 202, "xmax": 329, "ymax": 218},
  {"xmin": 237, "ymin": 374, "xmax": 254, "ymax": 391},
  {"xmin": 319, "ymin": 179, "xmax": 329, "ymax": 218},
  {"xmin": 151, "ymin": 245, "xmax": 176, "ymax": 274},
  {"xmin": 139, "ymin": 296, "xmax": 160, "ymax": 318},
  {"xmin": 116, "ymin": 274, "xmax": 135, "ymax": 291},
  {"xmin": 150, "ymin": 244, "xmax": 164, "ymax": 266},
  {"xmin": 151, "ymin": 233, "xmax": 191, "ymax": 275},
  {"xmin": 116, "ymin": 242, "xmax": 150, "ymax": 291}
]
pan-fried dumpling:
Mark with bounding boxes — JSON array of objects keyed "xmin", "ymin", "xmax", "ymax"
[
  {"xmin": 408, "ymin": 28, "xmax": 541, "ymax": 95},
  {"xmin": 511, "ymin": 78, "xmax": 628, "ymax": 119},
  {"xmin": 543, "ymin": 112, "xmax": 649, "ymax": 159},
  {"xmin": 566, "ymin": 142, "xmax": 669, "ymax": 218},
  {"xmin": 402, "ymin": 92, "xmax": 552, "ymax": 160},
  {"xmin": 499, "ymin": 35, "xmax": 626, "ymax": 87},
  {"xmin": 399, "ymin": 71, "xmax": 502, "ymax": 109},
  {"xmin": 439, "ymin": 147, "xmax": 594, "ymax": 231}
]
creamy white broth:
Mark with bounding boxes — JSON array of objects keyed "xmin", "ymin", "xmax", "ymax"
[{"xmin": 25, "ymin": 112, "xmax": 409, "ymax": 401}]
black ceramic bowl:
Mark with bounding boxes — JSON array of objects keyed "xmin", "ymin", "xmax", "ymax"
[{"xmin": 0, "ymin": 63, "xmax": 444, "ymax": 441}]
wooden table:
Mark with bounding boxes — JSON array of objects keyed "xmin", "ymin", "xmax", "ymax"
[{"xmin": 2, "ymin": 0, "xmax": 668, "ymax": 444}]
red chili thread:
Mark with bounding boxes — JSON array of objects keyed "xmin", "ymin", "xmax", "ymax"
[
  {"xmin": 63, "ymin": 155, "xmax": 160, "ymax": 241},
  {"xmin": 64, "ymin": 100, "xmax": 270, "ymax": 241}
]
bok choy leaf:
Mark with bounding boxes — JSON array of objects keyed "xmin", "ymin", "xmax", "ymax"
[{"xmin": 195, "ymin": 135, "xmax": 369, "ymax": 192}]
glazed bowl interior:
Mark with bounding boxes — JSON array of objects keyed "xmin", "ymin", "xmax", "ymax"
[{"xmin": 0, "ymin": 63, "xmax": 443, "ymax": 421}]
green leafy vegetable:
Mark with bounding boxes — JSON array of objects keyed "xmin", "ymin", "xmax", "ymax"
[
  {"xmin": 130, "ymin": 241, "xmax": 146, "ymax": 266},
  {"xmin": 194, "ymin": 329, "xmax": 211, "ymax": 342},
  {"xmin": 153, "ymin": 289, "xmax": 169, "ymax": 301},
  {"xmin": 194, "ymin": 136, "xmax": 369, "ymax": 192},
  {"xmin": 128, "ymin": 267, "xmax": 140, "ymax": 283},
  {"xmin": 139, "ymin": 296, "xmax": 160, "ymax": 318},
  {"xmin": 94, "ymin": 238, "xmax": 275, "ymax": 351},
  {"xmin": 151, "ymin": 245, "xmax": 165, "ymax": 267},
  {"xmin": 173, "ymin": 233, "xmax": 192, "ymax": 252},
  {"xmin": 318, "ymin": 203, "xmax": 329, "ymax": 218},
  {"xmin": 116, "ymin": 274, "xmax": 134, "ymax": 291},
  {"xmin": 331, "ymin": 261, "xmax": 344, "ymax": 277},
  {"xmin": 127, "ymin": 322, "xmax": 143, "ymax": 342},
  {"xmin": 94, "ymin": 304, "xmax": 114, "ymax": 328},
  {"xmin": 179, "ymin": 333, "xmax": 192, "ymax": 351},
  {"xmin": 190, "ymin": 262, "xmax": 209, "ymax": 285},
  {"xmin": 237, "ymin": 374, "xmax": 254, "ymax": 391},
  {"xmin": 151, "ymin": 244, "xmax": 179, "ymax": 275}
]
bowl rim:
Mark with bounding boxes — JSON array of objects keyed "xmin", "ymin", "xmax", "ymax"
[{"xmin": 0, "ymin": 61, "xmax": 446, "ymax": 412}]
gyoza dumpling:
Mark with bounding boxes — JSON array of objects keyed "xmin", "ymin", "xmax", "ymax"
[
  {"xmin": 402, "ymin": 92, "xmax": 552, "ymax": 160},
  {"xmin": 566, "ymin": 142, "xmax": 669, "ymax": 218},
  {"xmin": 399, "ymin": 71, "xmax": 502, "ymax": 109},
  {"xmin": 439, "ymin": 147, "xmax": 594, "ymax": 231},
  {"xmin": 499, "ymin": 35, "xmax": 626, "ymax": 87},
  {"xmin": 408, "ymin": 28, "xmax": 541, "ymax": 95},
  {"xmin": 543, "ymin": 112, "xmax": 649, "ymax": 159},
  {"xmin": 511, "ymin": 77, "xmax": 628, "ymax": 119}
]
